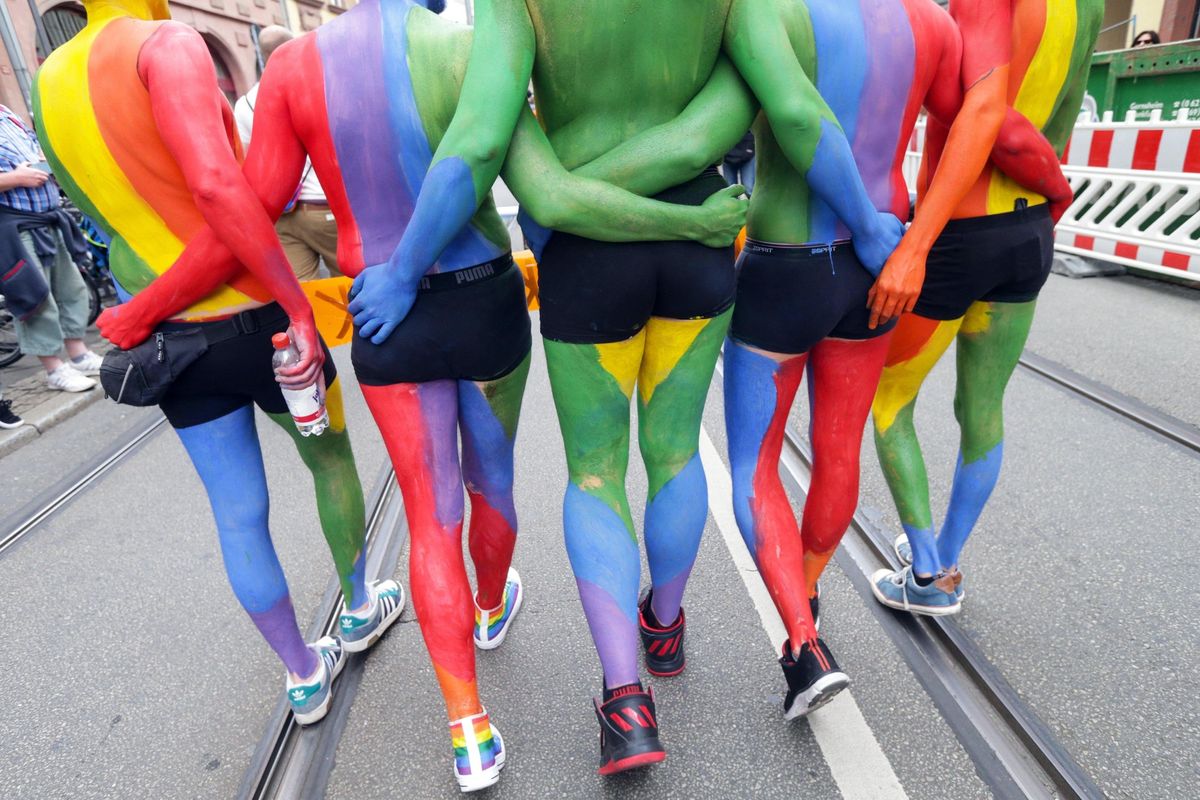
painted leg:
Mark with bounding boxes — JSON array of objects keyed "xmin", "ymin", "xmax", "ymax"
[
  {"xmin": 639, "ymin": 310, "xmax": 731, "ymax": 625},
  {"xmin": 176, "ymin": 406, "xmax": 316, "ymax": 677},
  {"xmin": 724, "ymin": 337, "xmax": 811, "ymax": 649},
  {"xmin": 267, "ymin": 377, "xmax": 369, "ymax": 610},
  {"xmin": 459, "ymin": 353, "xmax": 531, "ymax": 608},
  {"xmin": 871, "ymin": 313, "xmax": 962, "ymax": 577},
  {"xmin": 937, "ymin": 300, "xmax": 1037, "ymax": 570},
  {"xmin": 362, "ymin": 381, "xmax": 478, "ymax": 719},
  {"xmin": 801, "ymin": 335, "xmax": 892, "ymax": 588},
  {"xmin": 544, "ymin": 333, "xmax": 644, "ymax": 690}
]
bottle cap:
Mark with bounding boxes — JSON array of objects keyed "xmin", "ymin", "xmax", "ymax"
[{"xmin": 271, "ymin": 333, "xmax": 290, "ymax": 350}]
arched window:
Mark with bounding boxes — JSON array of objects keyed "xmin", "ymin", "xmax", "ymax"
[
  {"xmin": 43, "ymin": 5, "xmax": 86, "ymax": 52},
  {"xmin": 202, "ymin": 36, "xmax": 238, "ymax": 105}
]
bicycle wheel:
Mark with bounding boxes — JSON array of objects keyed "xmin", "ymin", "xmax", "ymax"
[
  {"xmin": 82, "ymin": 270, "xmax": 101, "ymax": 326},
  {"xmin": 0, "ymin": 304, "xmax": 22, "ymax": 368}
]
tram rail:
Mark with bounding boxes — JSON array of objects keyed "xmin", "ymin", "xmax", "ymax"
[
  {"xmin": 776, "ymin": 427, "xmax": 1104, "ymax": 799},
  {"xmin": 239, "ymin": 460, "xmax": 407, "ymax": 800},
  {"xmin": 1018, "ymin": 350, "xmax": 1200, "ymax": 456},
  {"xmin": 0, "ymin": 412, "xmax": 167, "ymax": 558}
]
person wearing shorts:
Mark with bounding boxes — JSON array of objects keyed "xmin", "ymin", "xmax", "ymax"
[
  {"xmin": 105, "ymin": 2, "xmax": 746, "ymax": 789},
  {"xmin": 37, "ymin": 0, "xmax": 402, "ymax": 730},
  {"xmin": 870, "ymin": 0, "xmax": 1103, "ymax": 616}
]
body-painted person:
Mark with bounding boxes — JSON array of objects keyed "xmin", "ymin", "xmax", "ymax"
[
  {"xmin": 34, "ymin": 0, "xmax": 405, "ymax": 725},
  {"xmin": 870, "ymin": 0, "xmax": 1103, "ymax": 614},
  {"xmin": 598, "ymin": 0, "xmax": 1067, "ymax": 720},
  {"xmin": 347, "ymin": 0, "xmax": 903, "ymax": 773},
  {"xmin": 92, "ymin": 1, "xmax": 746, "ymax": 790}
]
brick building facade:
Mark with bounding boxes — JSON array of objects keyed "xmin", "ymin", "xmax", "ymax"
[{"xmin": 0, "ymin": 0, "xmax": 353, "ymax": 124}]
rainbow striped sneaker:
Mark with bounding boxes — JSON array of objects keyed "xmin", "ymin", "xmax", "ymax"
[
  {"xmin": 339, "ymin": 579, "xmax": 406, "ymax": 653},
  {"xmin": 450, "ymin": 710, "xmax": 506, "ymax": 793},
  {"xmin": 474, "ymin": 567, "xmax": 523, "ymax": 650},
  {"xmin": 285, "ymin": 636, "xmax": 345, "ymax": 726}
]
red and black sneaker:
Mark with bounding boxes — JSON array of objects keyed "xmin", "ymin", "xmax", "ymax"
[
  {"xmin": 779, "ymin": 638, "xmax": 849, "ymax": 721},
  {"xmin": 638, "ymin": 590, "xmax": 686, "ymax": 677},
  {"xmin": 593, "ymin": 685, "xmax": 667, "ymax": 775}
]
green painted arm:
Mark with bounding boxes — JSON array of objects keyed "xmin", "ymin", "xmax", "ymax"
[
  {"xmin": 428, "ymin": 0, "xmax": 535, "ymax": 202},
  {"xmin": 502, "ymin": 107, "xmax": 747, "ymax": 248},
  {"xmin": 572, "ymin": 55, "xmax": 759, "ymax": 196}
]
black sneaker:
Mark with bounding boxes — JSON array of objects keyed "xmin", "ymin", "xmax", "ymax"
[
  {"xmin": 780, "ymin": 638, "xmax": 849, "ymax": 720},
  {"xmin": 810, "ymin": 580, "xmax": 821, "ymax": 632},
  {"xmin": 593, "ymin": 686, "xmax": 667, "ymax": 775},
  {"xmin": 0, "ymin": 399, "xmax": 23, "ymax": 430},
  {"xmin": 638, "ymin": 590, "xmax": 686, "ymax": 677}
]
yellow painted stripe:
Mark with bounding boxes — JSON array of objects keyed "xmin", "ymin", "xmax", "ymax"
[
  {"xmin": 987, "ymin": 0, "xmax": 1076, "ymax": 213},
  {"xmin": 871, "ymin": 319, "xmax": 963, "ymax": 435},
  {"xmin": 596, "ymin": 333, "xmax": 644, "ymax": 400},
  {"xmin": 38, "ymin": 19, "xmax": 254, "ymax": 317},
  {"xmin": 637, "ymin": 316, "xmax": 707, "ymax": 405}
]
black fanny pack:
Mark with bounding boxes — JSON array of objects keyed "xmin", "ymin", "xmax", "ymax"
[{"xmin": 100, "ymin": 303, "xmax": 287, "ymax": 406}]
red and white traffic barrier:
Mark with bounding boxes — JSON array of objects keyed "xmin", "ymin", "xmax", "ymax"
[{"xmin": 906, "ymin": 111, "xmax": 1200, "ymax": 284}]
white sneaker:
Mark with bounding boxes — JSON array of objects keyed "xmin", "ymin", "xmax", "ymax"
[
  {"xmin": 46, "ymin": 364, "xmax": 96, "ymax": 393},
  {"xmin": 70, "ymin": 350, "xmax": 103, "ymax": 376}
]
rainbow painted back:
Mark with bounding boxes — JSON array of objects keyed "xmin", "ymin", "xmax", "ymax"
[
  {"xmin": 34, "ymin": 16, "xmax": 269, "ymax": 320},
  {"xmin": 961, "ymin": 0, "xmax": 1103, "ymax": 217}
]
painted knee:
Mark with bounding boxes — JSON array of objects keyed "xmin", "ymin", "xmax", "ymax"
[{"xmin": 953, "ymin": 389, "xmax": 1004, "ymax": 459}]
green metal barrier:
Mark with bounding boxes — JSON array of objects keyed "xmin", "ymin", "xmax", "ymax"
[{"xmin": 1088, "ymin": 40, "xmax": 1200, "ymax": 121}]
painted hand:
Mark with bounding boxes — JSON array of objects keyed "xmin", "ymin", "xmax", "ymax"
[
  {"xmin": 276, "ymin": 315, "xmax": 325, "ymax": 388},
  {"xmin": 866, "ymin": 233, "xmax": 926, "ymax": 330},
  {"xmin": 853, "ymin": 211, "xmax": 904, "ymax": 278},
  {"xmin": 347, "ymin": 264, "xmax": 417, "ymax": 345},
  {"xmin": 694, "ymin": 185, "xmax": 749, "ymax": 248},
  {"xmin": 97, "ymin": 300, "xmax": 158, "ymax": 349}
]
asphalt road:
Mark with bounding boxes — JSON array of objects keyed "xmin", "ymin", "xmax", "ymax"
[{"xmin": 0, "ymin": 272, "xmax": 1195, "ymax": 799}]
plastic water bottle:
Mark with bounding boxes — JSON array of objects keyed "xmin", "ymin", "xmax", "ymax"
[{"xmin": 271, "ymin": 332, "xmax": 329, "ymax": 436}]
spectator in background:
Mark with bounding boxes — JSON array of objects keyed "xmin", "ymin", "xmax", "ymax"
[
  {"xmin": 0, "ymin": 105, "xmax": 98, "ymax": 393},
  {"xmin": 236, "ymin": 26, "xmax": 339, "ymax": 281},
  {"xmin": 724, "ymin": 129, "xmax": 756, "ymax": 195},
  {"xmin": 1133, "ymin": 30, "xmax": 1161, "ymax": 47}
]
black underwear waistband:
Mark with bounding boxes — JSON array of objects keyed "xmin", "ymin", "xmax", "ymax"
[
  {"xmin": 418, "ymin": 253, "xmax": 515, "ymax": 292},
  {"xmin": 941, "ymin": 202, "xmax": 1052, "ymax": 235},
  {"xmin": 741, "ymin": 238, "xmax": 854, "ymax": 259}
]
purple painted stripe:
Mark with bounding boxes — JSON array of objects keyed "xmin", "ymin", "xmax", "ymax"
[
  {"xmin": 318, "ymin": 0, "xmax": 414, "ymax": 268},
  {"xmin": 852, "ymin": 0, "xmax": 916, "ymax": 211},
  {"xmin": 577, "ymin": 579, "xmax": 641, "ymax": 688},
  {"xmin": 417, "ymin": 380, "xmax": 467, "ymax": 529},
  {"xmin": 248, "ymin": 594, "xmax": 318, "ymax": 676}
]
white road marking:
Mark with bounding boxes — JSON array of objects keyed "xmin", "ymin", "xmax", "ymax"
[{"xmin": 699, "ymin": 429, "xmax": 909, "ymax": 800}]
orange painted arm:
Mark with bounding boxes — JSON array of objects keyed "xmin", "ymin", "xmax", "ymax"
[{"xmin": 868, "ymin": 0, "xmax": 1012, "ymax": 328}]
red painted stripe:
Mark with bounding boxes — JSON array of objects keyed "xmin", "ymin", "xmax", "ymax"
[
  {"xmin": 639, "ymin": 704, "xmax": 656, "ymax": 727},
  {"xmin": 1162, "ymin": 251, "xmax": 1190, "ymax": 270},
  {"xmin": 1114, "ymin": 242, "xmax": 1139, "ymax": 260},
  {"xmin": 1075, "ymin": 235, "xmax": 1095, "ymax": 250},
  {"xmin": 282, "ymin": 35, "xmax": 365, "ymax": 276},
  {"xmin": 1088, "ymin": 130, "xmax": 1114, "ymax": 167},
  {"xmin": 1183, "ymin": 131, "xmax": 1200, "ymax": 173},
  {"xmin": 1131, "ymin": 129, "xmax": 1164, "ymax": 171}
]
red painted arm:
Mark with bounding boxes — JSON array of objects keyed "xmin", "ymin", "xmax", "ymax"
[
  {"xmin": 138, "ymin": 23, "xmax": 317, "ymax": 380},
  {"xmin": 868, "ymin": 0, "xmax": 1012, "ymax": 328},
  {"xmin": 99, "ymin": 33, "xmax": 315, "ymax": 382},
  {"xmin": 991, "ymin": 107, "xmax": 1073, "ymax": 222}
]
